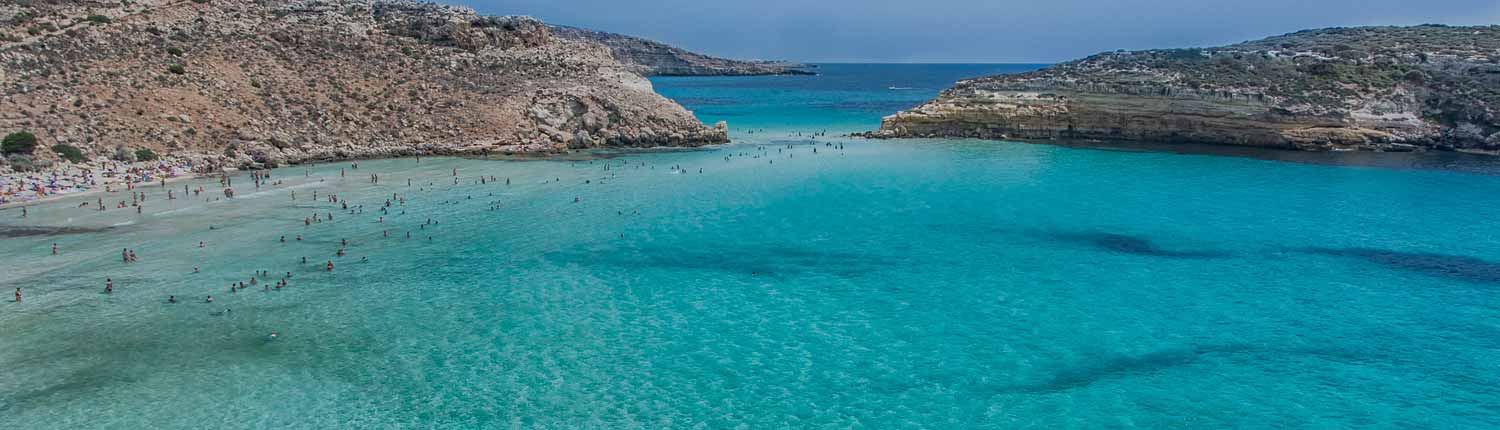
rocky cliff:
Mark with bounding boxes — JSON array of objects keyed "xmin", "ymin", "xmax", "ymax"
[
  {"xmin": 0, "ymin": 0, "xmax": 728, "ymax": 168},
  {"xmin": 549, "ymin": 25, "xmax": 812, "ymax": 77},
  {"xmin": 867, "ymin": 25, "xmax": 1500, "ymax": 153}
]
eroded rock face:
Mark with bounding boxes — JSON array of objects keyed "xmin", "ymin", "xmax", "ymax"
[
  {"xmin": 868, "ymin": 25, "xmax": 1499, "ymax": 153},
  {"xmin": 0, "ymin": 0, "xmax": 726, "ymax": 167}
]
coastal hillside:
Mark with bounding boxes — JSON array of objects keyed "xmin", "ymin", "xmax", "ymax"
[
  {"xmin": 867, "ymin": 25, "xmax": 1500, "ymax": 152},
  {"xmin": 549, "ymin": 25, "xmax": 813, "ymax": 76},
  {"xmin": 0, "ymin": 0, "xmax": 728, "ymax": 169}
]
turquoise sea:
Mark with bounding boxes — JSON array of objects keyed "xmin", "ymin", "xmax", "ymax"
[{"xmin": 2, "ymin": 64, "xmax": 1499, "ymax": 429}]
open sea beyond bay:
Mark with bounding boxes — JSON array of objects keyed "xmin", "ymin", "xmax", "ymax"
[{"xmin": 2, "ymin": 64, "xmax": 1499, "ymax": 429}]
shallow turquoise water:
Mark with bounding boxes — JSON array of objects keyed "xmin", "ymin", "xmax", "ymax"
[{"xmin": 2, "ymin": 65, "xmax": 1500, "ymax": 429}]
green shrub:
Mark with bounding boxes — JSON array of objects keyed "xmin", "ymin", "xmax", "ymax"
[
  {"xmin": 7, "ymin": 154, "xmax": 35, "ymax": 171},
  {"xmin": 86, "ymin": 15, "xmax": 111, "ymax": 24},
  {"xmin": 52, "ymin": 144, "xmax": 85, "ymax": 163},
  {"xmin": 166, "ymin": 47, "xmax": 184, "ymax": 56},
  {"xmin": 167, "ymin": 64, "xmax": 185, "ymax": 75},
  {"xmin": 2, "ymin": 132, "xmax": 38, "ymax": 155},
  {"xmin": 191, "ymin": 0, "xmax": 210, "ymax": 4},
  {"xmin": 134, "ymin": 148, "xmax": 159, "ymax": 161}
]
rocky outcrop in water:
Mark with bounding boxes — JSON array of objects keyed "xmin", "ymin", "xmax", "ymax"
[
  {"xmin": 0, "ymin": 0, "xmax": 727, "ymax": 169},
  {"xmin": 549, "ymin": 25, "xmax": 813, "ymax": 77},
  {"xmin": 866, "ymin": 26, "xmax": 1500, "ymax": 153}
]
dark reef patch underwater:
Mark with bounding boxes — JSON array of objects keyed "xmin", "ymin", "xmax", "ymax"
[{"xmin": 1303, "ymin": 247, "xmax": 1500, "ymax": 284}]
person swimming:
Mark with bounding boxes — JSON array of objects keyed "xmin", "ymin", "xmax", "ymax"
[{"xmin": 168, "ymin": 295, "xmax": 176, "ymax": 303}]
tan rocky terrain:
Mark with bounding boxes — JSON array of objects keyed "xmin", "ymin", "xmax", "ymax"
[
  {"xmin": 866, "ymin": 25, "xmax": 1500, "ymax": 153},
  {"xmin": 0, "ymin": 0, "xmax": 728, "ymax": 170}
]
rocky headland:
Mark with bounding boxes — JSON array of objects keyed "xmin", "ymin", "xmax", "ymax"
[
  {"xmin": 549, "ymin": 25, "xmax": 813, "ymax": 77},
  {"xmin": 0, "ymin": 0, "xmax": 728, "ymax": 175},
  {"xmin": 866, "ymin": 25, "xmax": 1500, "ymax": 153}
]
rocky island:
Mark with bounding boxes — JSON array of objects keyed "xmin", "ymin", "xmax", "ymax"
[
  {"xmin": 548, "ymin": 25, "xmax": 813, "ymax": 77},
  {"xmin": 866, "ymin": 25, "xmax": 1500, "ymax": 153},
  {"xmin": 0, "ymin": 0, "xmax": 728, "ymax": 173}
]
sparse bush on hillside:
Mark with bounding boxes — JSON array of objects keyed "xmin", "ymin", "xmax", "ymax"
[
  {"xmin": 52, "ymin": 144, "xmax": 85, "ymax": 163},
  {"xmin": 167, "ymin": 64, "xmax": 185, "ymax": 74},
  {"xmin": 166, "ymin": 47, "xmax": 184, "ymax": 56},
  {"xmin": 86, "ymin": 15, "xmax": 111, "ymax": 24},
  {"xmin": 7, "ymin": 154, "xmax": 35, "ymax": 171},
  {"xmin": 2, "ymin": 132, "xmax": 38, "ymax": 155},
  {"xmin": 135, "ymin": 148, "xmax": 159, "ymax": 161}
]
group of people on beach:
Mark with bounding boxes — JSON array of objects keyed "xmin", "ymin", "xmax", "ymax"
[{"xmin": 0, "ymin": 160, "xmax": 197, "ymax": 206}]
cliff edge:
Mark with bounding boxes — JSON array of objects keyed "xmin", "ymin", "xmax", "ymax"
[{"xmin": 866, "ymin": 25, "xmax": 1500, "ymax": 153}]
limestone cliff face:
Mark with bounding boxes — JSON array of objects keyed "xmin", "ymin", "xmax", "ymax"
[
  {"xmin": 0, "ymin": 0, "xmax": 727, "ymax": 168},
  {"xmin": 869, "ymin": 26, "xmax": 1500, "ymax": 153},
  {"xmin": 549, "ymin": 25, "xmax": 812, "ymax": 77}
]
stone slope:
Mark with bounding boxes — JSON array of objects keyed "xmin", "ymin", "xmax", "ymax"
[
  {"xmin": 549, "ymin": 25, "xmax": 812, "ymax": 77},
  {"xmin": 0, "ymin": 0, "xmax": 727, "ymax": 168},
  {"xmin": 867, "ymin": 25, "xmax": 1500, "ymax": 153}
]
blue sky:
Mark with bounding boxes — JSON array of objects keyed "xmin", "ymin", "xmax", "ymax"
[{"xmin": 455, "ymin": 0, "xmax": 1500, "ymax": 63}]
